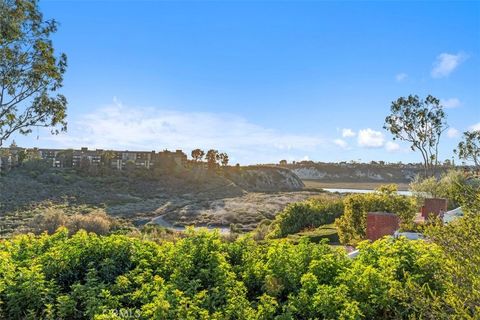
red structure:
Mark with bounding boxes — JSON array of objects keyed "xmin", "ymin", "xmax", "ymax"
[
  {"xmin": 421, "ymin": 198, "xmax": 448, "ymax": 219},
  {"xmin": 366, "ymin": 212, "xmax": 399, "ymax": 241}
]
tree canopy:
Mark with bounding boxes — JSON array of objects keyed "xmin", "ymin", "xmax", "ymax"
[
  {"xmin": 0, "ymin": 0, "xmax": 67, "ymax": 146},
  {"xmin": 191, "ymin": 148, "xmax": 205, "ymax": 162},
  {"xmin": 455, "ymin": 130, "xmax": 480, "ymax": 169},
  {"xmin": 335, "ymin": 185, "xmax": 417, "ymax": 245},
  {"xmin": 0, "ymin": 227, "xmax": 458, "ymax": 319},
  {"xmin": 384, "ymin": 95, "xmax": 447, "ymax": 177}
]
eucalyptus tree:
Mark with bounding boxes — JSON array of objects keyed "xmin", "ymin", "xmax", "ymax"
[
  {"xmin": 219, "ymin": 152, "xmax": 229, "ymax": 166},
  {"xmin": 0, "ymin": 0, "xmax": 67, "ymax": 146},
  {"xmin": 191, "ymin": 148, "xmax": 205, "ymax": 162},
  {"xmin": 384, "ymin": 95, "xmax": 448, "ymax": 177},
  {"xmin": 455, "ymin": 130, "xmax": 480, "ymax": 170},
  {"xmin": 206, "ymin": 149, "xmax": 219, "ymax": 169}
]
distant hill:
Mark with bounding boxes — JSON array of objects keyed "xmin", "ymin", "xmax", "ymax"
[
  {"xmin": 281, "ymin": 162, "xmax": 452, "ymax": 183},
  {"xmin": 227, "ymin": 165, "xmax": 304, "ymax": 191}
]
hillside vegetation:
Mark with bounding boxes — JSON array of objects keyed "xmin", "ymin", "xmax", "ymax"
[
  {"xmin": 0, "ymin": 161, "xmax": 309, "ymax": 236},
  {"xmin": 253, "ymin": 185, "xmax": 417, "ymax": 245}
]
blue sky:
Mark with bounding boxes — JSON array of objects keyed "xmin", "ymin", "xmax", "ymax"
[{"xmin": 9, "ymin": 0, "xmax": 480, "ymax": 164}]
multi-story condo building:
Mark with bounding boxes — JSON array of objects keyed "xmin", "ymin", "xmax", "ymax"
[{"xmin": 0, "ymin": 146, "xmax": 187, "ymax": 172}]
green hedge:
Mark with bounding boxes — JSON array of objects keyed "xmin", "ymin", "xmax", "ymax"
[
  {"xmin": 267, "ymin": 197, "xmax": 344, "ymax": 238},
  {"xmin": 335, "ymin": 185, "xmax": 417, "ymax": 245},
  {"xmin": 286, "ymin": 224, "xmax": 340, "ymax": 244},
  {"xmin": 0, "ymin": 226, "xmax": 465, "ymax": 319}
]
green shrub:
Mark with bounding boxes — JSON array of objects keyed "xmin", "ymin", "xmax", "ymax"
[
  {"xmin": 19, "ymin": 159, "xmax": 52, "ymax": 178},
  {"xmin": 410, "ymin": 169, "xmax": 480, "ymax": 209},
  {"xmin": 251, "ymin": 219, "xmax": 272, "ymax": 241},
  {"xmin": 267, "ymin": 196, "xmax": 344, "ymax": 238},
  {"xmin": 335, "ymin": 184, "xmax": 417, "ymax": 245},
  {"xmin": 425, "ymin": 213, "xmax": 480, "ymax": 317},
  {"xmin": 287, "ymin": 224, "xmax": 339, "ymax": 244},
  {"xmin": 0, "ymin": 225, "xmax": 470, "ymax": 319}
]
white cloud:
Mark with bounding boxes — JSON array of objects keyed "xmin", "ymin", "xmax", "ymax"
[
  {"xmin": 385, "ymin": 141, "xmax": 400, "ymax": 152},
  {"xmin": 447, "ymin": 128, "xmax": 460, "ymax": 138},
  {"xmin": 470, "ymin": 122, "xmax": 480, "ymax": 131},
  {"xmin": 395, "ymin": 73, "xmax": 408, "ymax": 82},
  {"xmin": 441, "ymin": 98, "xmax": 461, "ymax": 109},
  {"xmin": 45, "ymin": 101, "xmax": 326, "ymax": 164},
  {"xmin": 334, "ymin": 139, "xmax": 348, "ymax": 149},
  {"xmin": 341, "ymin": 128, "xmax": 356, "ymax": 138},
  {"xmin": 431, "ymin": 52, "xmax": 468, "ymax": 78},
  {"xmin": 357, "ymin": 128, "xmax": 385, "ymax": 148}
]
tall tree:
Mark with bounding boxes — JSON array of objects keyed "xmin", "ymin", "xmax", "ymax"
[
  {"xmin": 191, "ymin": 148, "xmax": 205, "ymax": 162},
  {"xmin": 219, "ymin": 152, "xmax": 229, "ymax": 166},
  {"xmin": 384, "ymin": 94, "xmax": 447, "ymax": 177},
  {"xmin": 0, "ymin": 0, "xmax": 68, "ymax": 146},
  {"xmin": 205, "ymin": 149, "xmax": 219, "ymax": 169},
  {"xmin": 455, "ymin": 130, "xmax": 480, "ymax": 170}
]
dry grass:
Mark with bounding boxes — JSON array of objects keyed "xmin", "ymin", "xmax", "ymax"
[
  {"xmin": 29, "ymin": 207, "xmax": 115, "ymax": 235},
  {"xmin": 67, "ymin": 210, "xmax": 114, "ymax": 235},
  {"xmin": 159, "ymin": 191, "xmax": 323, "ymax": 231}
]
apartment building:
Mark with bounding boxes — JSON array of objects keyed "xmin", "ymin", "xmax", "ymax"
[
  {"xmin": 0, "ymin": 146, "xmax": 188, "ymax": 172},
  {"xmin": 0, "ymin": 144, "xmax": 21, "ymax": 172},
  {"xmin": 110, "ymin": 150, "xmax": 156, "ymax": 169}
]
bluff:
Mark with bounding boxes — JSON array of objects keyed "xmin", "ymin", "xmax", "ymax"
[
  {"xmin": 284, "ymin": 162, "xmax": 451, "ymax": 183},
  {"xmin": 226, "ymin": 166, "xmax": 304, "ymax": 191}
]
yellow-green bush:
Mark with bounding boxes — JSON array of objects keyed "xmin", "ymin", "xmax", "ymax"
[
  {"xmin": 335, "ymin": 185, "xmax": 417, "ymax": 245},
  {"xmin": 425, "ymin": 213, "xmax": 480, "ymax": 317},
  {"xmin": 267, "ymin": 196, "xmax": 343, "ymax": 238},
  {"xmin": 0, "ymin": 227, "xmax": 459, "ymax": 319},
  {"xmin": 410, "ymin": 170, "xmax": 480, "ymax": 209}
]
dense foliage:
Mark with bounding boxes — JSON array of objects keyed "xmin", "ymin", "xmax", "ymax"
[
  {"xmin": 0, "ymin": 0, "xmax": 68, "ymax": 145},
  {"xmin": 0, "ymin": 227, "xmax": 457, "ymax": 320},
  {"xmin": 410, "ymin": 170, "xmax": 480, "ymax": 209},
  {"xmin": 336, "ymin": 185, "xmax": 417, "ymax": 245},
  {"xmin": 266, "ymin": 196, "xmax": 343, "ymax": 238},
  {"xmin": 455, "ymin": 130, "xmax": 480, "ymax": 169},
  {"xmin": 426, "ymin": 213, "xmax": 480, "ymax": 317}
]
